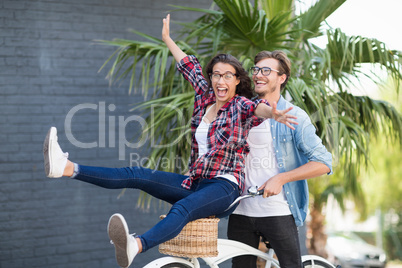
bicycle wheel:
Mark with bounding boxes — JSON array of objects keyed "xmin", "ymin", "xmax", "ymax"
[
  {"xmin": 302, "ymin": 259, "xmax": 334, "ymax": 268},
  {"xmin": 160, "ymin": 263, "xmax": 193, "ymax": 268}
]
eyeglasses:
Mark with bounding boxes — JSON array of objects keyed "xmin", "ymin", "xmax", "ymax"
[
  {"xmin": 250, "ymin": 66, "xmax": 280, "ymax": 76},
  {"xmin": 210, "ymin": 72, "xmax": 238, "ymax": 82}
]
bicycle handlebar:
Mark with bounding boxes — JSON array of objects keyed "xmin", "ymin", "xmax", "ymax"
[{"xmin": 225, "ymin": 186, "xmax": 264, "ymax": 211}]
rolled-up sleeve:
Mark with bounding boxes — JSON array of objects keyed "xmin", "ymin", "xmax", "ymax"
[
  {"xmin": 177, "ymin": 55, "xmax": 208, "ymax": 96},
  {"xmin": 295, "ymin": 111, "xmax": 333, "ymax": 174}
]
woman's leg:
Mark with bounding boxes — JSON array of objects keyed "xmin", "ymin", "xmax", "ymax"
[
  {"xmin": 73, "ymin": 165, "xmax": 191, "ymax": 204},
  {"xmin": 44, "ymin": 126, "xmax": 191, "ymax": 203},
  {"xmin": 107, "ymin": 178, "xmax": 239, "ymax": 267},
  {"xmin": 138, "ymin": 178, "xmax": 240, "ymax": 252}
]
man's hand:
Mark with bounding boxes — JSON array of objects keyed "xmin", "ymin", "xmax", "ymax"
[{"xmin": 258, "ymin": 173, "xmax": 287, "ymax": 198}]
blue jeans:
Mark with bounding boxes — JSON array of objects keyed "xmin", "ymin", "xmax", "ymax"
[
  {"xmin": 73, "ymin": 165, "xmax": 240, "ymax": 252},
  {"xmin": 227, "ymin": 214, "xmax": 302, "ymax": 268}
]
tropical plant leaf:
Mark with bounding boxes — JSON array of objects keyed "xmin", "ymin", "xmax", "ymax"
[{"xmin": 326, "ymin": 28, "xmax": 402, "ymax": 91}]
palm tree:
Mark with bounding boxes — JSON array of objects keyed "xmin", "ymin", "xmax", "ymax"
[{"xmin": 99, "ymin": 0, "xmax": 402, "ymax": 255}]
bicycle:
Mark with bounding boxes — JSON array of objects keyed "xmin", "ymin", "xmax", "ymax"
[
  {"xmin": 143, "ymin": 238, "xmax": 337, "ymax": 267},
  {"xmin": 143, "ymin": 187, "xmax": 339, "ymax": 268}
]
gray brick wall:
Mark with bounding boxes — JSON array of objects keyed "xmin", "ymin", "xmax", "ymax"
[{"xmin": 0, "ymin": 1, "xmax": 235, "ymax": 267}]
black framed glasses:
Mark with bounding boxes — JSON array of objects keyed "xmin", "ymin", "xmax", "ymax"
[
  {"xmin": 250, "ymin": 66, "xmax": 280, "ymax": 76},
  {"xmin": 209, "ymin": 72, "xmax": 238, "ymax": 82}
]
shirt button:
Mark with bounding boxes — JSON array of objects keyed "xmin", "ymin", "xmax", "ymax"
[
  {"xmin": 287, "ymin": 192, "xmax": 289, "ymax": 194},
  {"xmin": 283, "ymin": 138, "xmax": 286, "ymax": 141},
  {"xmin": 276, "ymin": 150, "xmax": 278, "ymax": 153},
  {"xmin": 273, "ymin": 137, "xmax": 275, "ymax": 139},
  {"xmin": 291, "ymin": 205, "xmax": 293, "ymax": 208}
]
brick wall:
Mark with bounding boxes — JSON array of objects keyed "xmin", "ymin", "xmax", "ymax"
[{"xmin": 0, "ymin": 1, "xmax": 226, "ymax": 267}]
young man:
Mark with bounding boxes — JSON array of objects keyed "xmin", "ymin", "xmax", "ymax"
[{"xmin": 227, "ymin": 51, "xmax": 333, "ymax": 268}]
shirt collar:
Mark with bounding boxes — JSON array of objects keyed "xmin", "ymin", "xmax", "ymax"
[{"xmin": 217, "ymin": 94, "xmax": 239, "ymax": 113}]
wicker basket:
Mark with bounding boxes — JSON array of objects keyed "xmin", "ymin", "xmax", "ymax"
[{"xmin": 158, "ymin": 215, "xmax": 220, "ymax": 258}]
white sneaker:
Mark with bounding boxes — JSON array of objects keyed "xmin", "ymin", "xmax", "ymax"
[
  {"xmin": 108, "ymin": 213, "xmax": 139, "ymax": 268},
  {"xmin": 43, "ymin": 127, "xmax": 69, "ymax": 178}
]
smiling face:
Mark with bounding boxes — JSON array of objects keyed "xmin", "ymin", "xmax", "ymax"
[
  {"xmin": 253, "ymin": 58, "xmax": 285, "ymax": 99},
  {"xmin": 211, "ymin": 62, "xmax": 240, "ymax": 105}
]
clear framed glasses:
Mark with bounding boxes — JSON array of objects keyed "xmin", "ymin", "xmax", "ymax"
[
  {"xmin": 250, "ymin": 66, "xmax": 280, "ymax": 76},
  {"xmin": 210, "ymin": 72, "xmax": 237, "ymax": 82}
]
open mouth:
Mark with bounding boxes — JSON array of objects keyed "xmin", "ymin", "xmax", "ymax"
[
  {"xmin": 216, "ymin": 87, "xmax": 228, "ymax": 97},
  {"xmin": 255, "ymin": 80, "xmax": 267, "ymax": 86}
]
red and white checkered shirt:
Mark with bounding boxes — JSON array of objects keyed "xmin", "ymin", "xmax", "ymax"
[{"xmin": 177, "ymin": 55, "xmax": 265, "ymax": 192}]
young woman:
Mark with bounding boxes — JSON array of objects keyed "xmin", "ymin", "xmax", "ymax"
[{"xmin": 43, "ymin": 14, "xmax": 297, "ymax": 268}]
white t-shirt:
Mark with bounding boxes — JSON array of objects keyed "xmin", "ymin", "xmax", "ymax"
[
  {"xmin": 233, "ymin": 119, "xmax": 291, "ymax": 217},
  {"xmin": 195, "ymin": 119, "xmax": 209, "ymax": 157},
  {"xmin": 194, "ymin": 104, "xmax": 238, "ymax": 186}
]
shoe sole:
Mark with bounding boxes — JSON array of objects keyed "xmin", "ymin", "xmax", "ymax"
[
  {"xmin": 43, "ymin": 127, "xmax": 56, "ymax": 177},
  {"xmin": 108, "ymin": 214, "xmax": 130, "ymax": 268}
]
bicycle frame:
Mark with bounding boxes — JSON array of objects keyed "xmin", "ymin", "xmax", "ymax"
[{"xmin": 203, "ymin": 239, "xmax": 279, "ymax": 267}]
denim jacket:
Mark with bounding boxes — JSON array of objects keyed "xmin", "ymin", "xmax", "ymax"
[{"xmin": 271, "ymin": 96, "xmax": 333, "ymax": 226}]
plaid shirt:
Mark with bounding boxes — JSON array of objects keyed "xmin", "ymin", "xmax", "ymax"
[{"xmin": 177, "ymin": 55, "xmax": 264, "ymax": 191}]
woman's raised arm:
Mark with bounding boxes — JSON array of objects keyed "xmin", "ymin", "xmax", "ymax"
[
  {"xmin": 162, "ymin": 14, "xmax": 187, "ymax": 63},
  {"xmin": 254, "ymin": 102, "xmax": 298, "ymax": 130}
]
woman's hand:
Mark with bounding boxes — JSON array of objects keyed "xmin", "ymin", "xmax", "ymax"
[
  {"xmin": 271, "ymin": 102, "xmax": 298, "ymax": 130},
  {"xmin": 161, "ymin": 14, "xmax": 187, "ymax": 63},
  {"xmin": 162, "ymin": 14, "xmax": 170, "ymax": 42}
]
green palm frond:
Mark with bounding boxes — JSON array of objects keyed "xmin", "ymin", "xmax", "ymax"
[
  {"xmin": 213, "ymin": 0, "xmax": 297, "ymax": 54},
  {"xmin": 260, "ymin": 0, "xmax": 293, "ymax": 21},
  {"xmin": 97, "ymin": 35, "xmax": 197, "ymax": 97},
  {"xmin": 174, "ymin": 0, "xmax": 298, "ymax": 58},
  {"xmin": 338, "ymin": 92, "xmax": 402, "ymax": 146},
  {"xmin": 326, "ymin": 29, "xmax": 402, "ymax": 91},
  {"xmin": 296, "ymin": 0, "xmax": 346, "ymax": 41}
]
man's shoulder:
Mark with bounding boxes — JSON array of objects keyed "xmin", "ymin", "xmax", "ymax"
[{"xmin": 278, "ymin": 97, "xmax": 308, "ymax": 118}]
